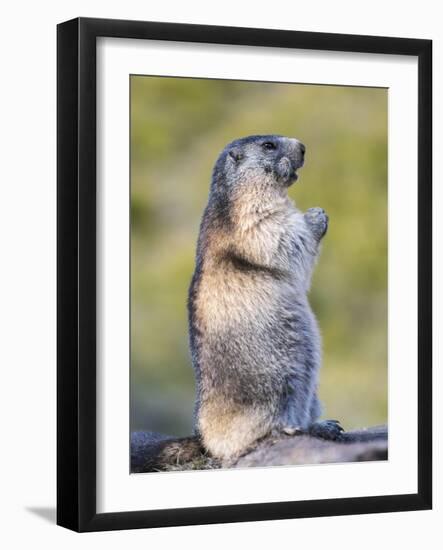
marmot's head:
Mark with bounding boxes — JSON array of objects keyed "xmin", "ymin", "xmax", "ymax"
[{"xmin": 211, "ymin": 135, "xmax": 305, "ymax": 197}]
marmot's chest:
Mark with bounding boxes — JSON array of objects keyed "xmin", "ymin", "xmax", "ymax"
[{"xmin": 194, "ymin": 265, "xmax": 289, "ymax": 333}]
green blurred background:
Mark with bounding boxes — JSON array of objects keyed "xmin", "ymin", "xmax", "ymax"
[{"xmin": 130, "ymin": 76, "xmax": 387, "ymax": 436}]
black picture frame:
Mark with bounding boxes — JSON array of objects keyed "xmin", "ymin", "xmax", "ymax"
[{"xmin": 57, "ymin": 17, "xmax": 432, "ymax": 532}]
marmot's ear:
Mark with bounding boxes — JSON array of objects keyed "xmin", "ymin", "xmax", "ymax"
[{"xmin": 228, "ymin": 148, "xmax": 244, "ymax": 163}]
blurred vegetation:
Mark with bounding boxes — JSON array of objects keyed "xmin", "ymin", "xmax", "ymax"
[{"xmin": 130, "ymin": 76, "xmax": 387, "ymax": 436}]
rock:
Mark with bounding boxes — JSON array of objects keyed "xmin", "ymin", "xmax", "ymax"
[
  {"xmin": 231, "ymin": 427, "xmax": 388, "ymax": 468},
  {"xmin": 131, "ymin": 425, "xmax": 388, "ymax": 473}
]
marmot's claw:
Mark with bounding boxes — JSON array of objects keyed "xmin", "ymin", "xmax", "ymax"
[
  {"xmin": 304, "ymin": 207, "xmax": 329, "ymax": 239},
  {"xmin": 309, "ymin": 419, "xmax": 344, "ymax": 441}
]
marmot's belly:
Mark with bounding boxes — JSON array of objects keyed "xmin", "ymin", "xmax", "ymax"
[
  {"xmin": 196, "ymin": 269, "xmax": 314, "ymax": 337},
  {"xmin": 195, "ymin": 268, "xmax": 285, "ymax": 331},
  {"xmin": 195, "ymin": 271, "xmax": 316, "ymax": 402}
]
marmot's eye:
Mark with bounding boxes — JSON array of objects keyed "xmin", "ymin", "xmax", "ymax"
[{"xmin": 262, "ymin": 141, "xmax": 276, "ymax": 151}]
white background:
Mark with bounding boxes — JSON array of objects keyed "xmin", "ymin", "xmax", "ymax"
[
  {"xmin": 0, "ymin": 0, "xmax": 440, "ymax": 548},
  {"xmin": 98, "ymin": 39, "xmax": 418, "ymax": 513}
]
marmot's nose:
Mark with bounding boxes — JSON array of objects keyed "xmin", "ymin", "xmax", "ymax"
[{"xmin": 290, "ymin": 138, "xmax": 305, "ymax": 157}]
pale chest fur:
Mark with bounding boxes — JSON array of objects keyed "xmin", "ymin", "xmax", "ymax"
[
  {"xmin": 195, "ymin": 200, "xmax": 303, "ymax": 331},
  {"xmin": 194, "ymin": 262, "xmax": 278, "ymax": 334}
]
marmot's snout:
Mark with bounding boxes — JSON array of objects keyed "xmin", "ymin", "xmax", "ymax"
[
  {"xmin": 278, "ymin": 138, "xmax": 306, "ymax": 185},
  {"xmin": 289, "ymin": 138, "xmax": 306, "ymax": 168},
  {"xmin": 298, "ymin": 141, "xmax": 306, "ymax": 164}
]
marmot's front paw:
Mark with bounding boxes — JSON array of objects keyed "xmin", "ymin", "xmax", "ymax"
[{"xmin": 304, "ymin": 207, "xmax": 329, "ymax": 240}]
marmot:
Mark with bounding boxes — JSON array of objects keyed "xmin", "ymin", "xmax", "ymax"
[{"xmin": 188, "ymin": 134, "xmax": 343, "ymax": 460}]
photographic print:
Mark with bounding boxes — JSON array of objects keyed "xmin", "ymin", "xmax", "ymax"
[
  {"xmin": 130, "ymin": 76, "xmax": 389, "ymax": 473},
  {"xmin": 57, "ymin": 18, "xmax": 431, "ymax": 531}
]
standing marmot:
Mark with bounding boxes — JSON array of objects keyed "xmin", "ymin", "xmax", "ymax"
[{"xmin": 188, "ymin": 135, "xmax": 342, "ymax": 460}]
